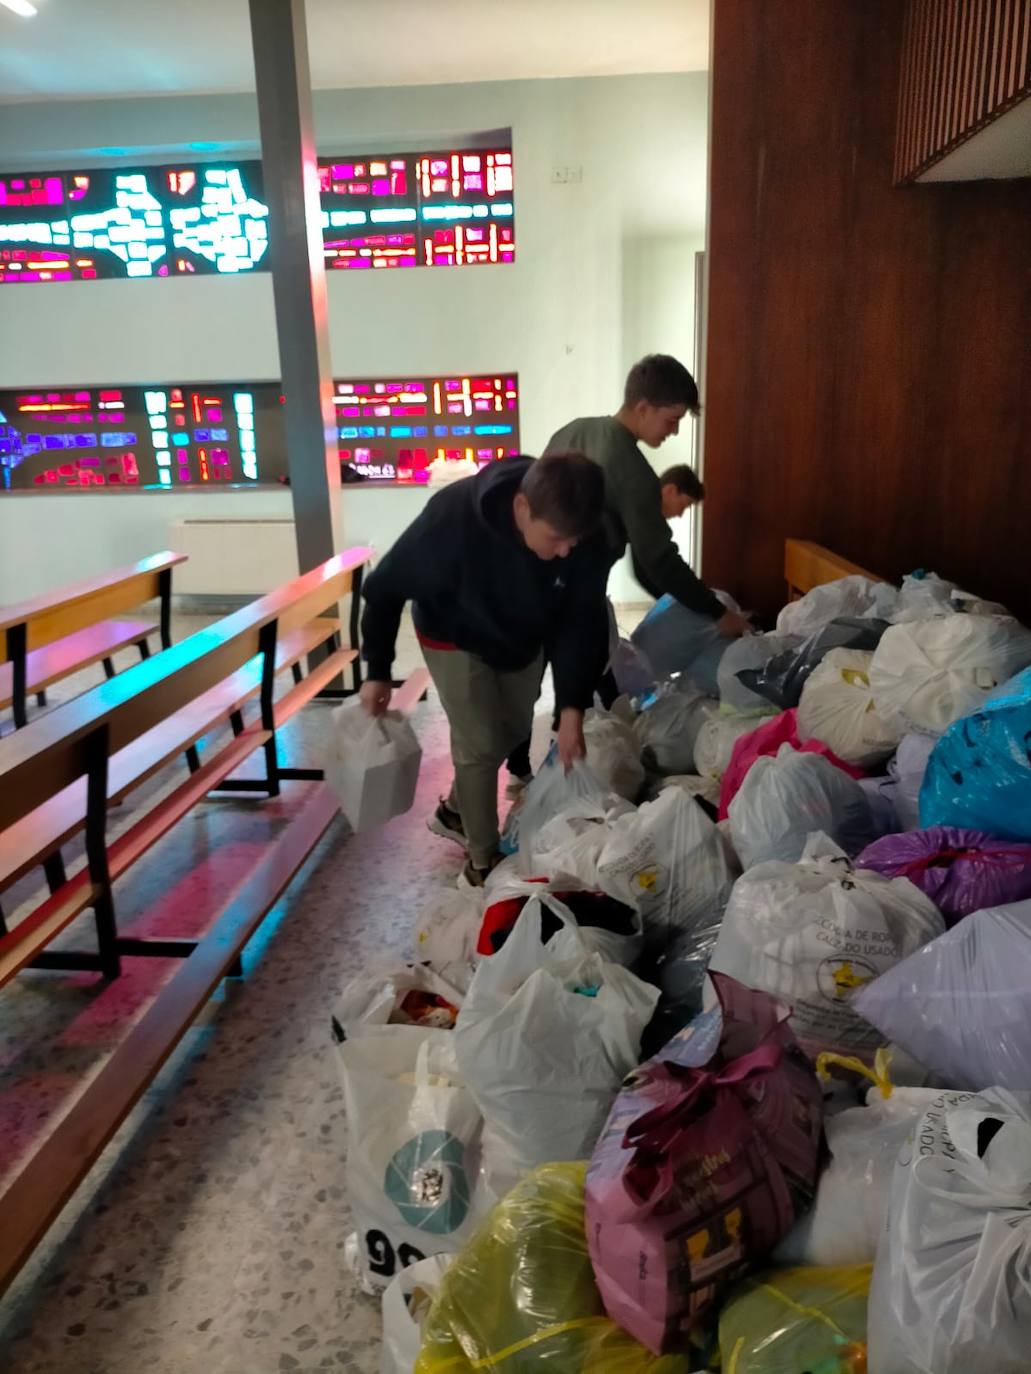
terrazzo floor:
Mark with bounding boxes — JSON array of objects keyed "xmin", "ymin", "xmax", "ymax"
[{"xmin": 0, "ymin": 606, "xmax": 644, "ymax": 1374}]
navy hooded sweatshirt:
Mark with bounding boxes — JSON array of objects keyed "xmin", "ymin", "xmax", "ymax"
[{"xmin": 360, "ymin": 457, "xmax": 610, "ymax": 711}]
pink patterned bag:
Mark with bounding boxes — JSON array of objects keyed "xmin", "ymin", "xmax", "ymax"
[{"xmin": 585, "ymin": 973, "xmax": 823, "ymax": 1355}]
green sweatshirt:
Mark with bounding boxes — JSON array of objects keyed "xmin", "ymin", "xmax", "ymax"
[{"xmin": 544, "ymin": 415, "xmax": 724, "ymax": 619}]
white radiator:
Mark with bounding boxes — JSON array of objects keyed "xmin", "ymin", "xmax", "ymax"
[{"xmin": 171, "ymin": 519, "xmax": 299, "ymax": 595}]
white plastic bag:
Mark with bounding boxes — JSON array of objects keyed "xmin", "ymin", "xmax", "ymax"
[
  {"xmin": 727, "ymin": 744, "xmax": 876, "ymax": 870},
  {"xmin": 410, "ymin": 889, "xmax": 484, "ymax": 995},
  {"xmin": 708, "ymin": 835, "xmax": 944, "ymax": 1056},
  {"xmin": 379, "ymin": 1254, "xmax": 451, "ymax": 1374},
  {"xmin": 777, "ymin": 575, "xmax": 899, "ymax": 638},
  {"xmin": 596, "ymin": 784, "xmax": 737, "ymax": 957},
  {"xmin": 325, "ymin": 700, "xmax": 422, "ymax": 832},
  {"xmin": 797, "ymin": 648, "xmax": 902, "ymax": 767},
  {"xmin": 867, "ymin": 1087, "xmax": 1031, "ymax": 1374},
  {"xmin": 882, "ymin": 732, "xmax": 936, "ymax": 830},
  {"xmin": 583, "ymin": 707, "xmax": 646, "ymax": 801},
  {"xmin": 337, "ymin": 1027, "xmax": 491, "ymax": 1292},
  {"xmin": 333, "ymin": 965, "xmax": 465, "ymax": 1040},
  {"xmin": 693, "ymin": 712, "xmax": 761, "ymax": 780},
  {"xmin": 717, "ymin": 632, "xmax": 799, "ymax": 714},
  {"xmin": 454, "ymin": 899, "xmax": 659, "ymax": 1196},
  {"xmin": 775, "ymin": 1087, "xmax": 944, "ymax": 1266},
  {"xmin": 854, "ymin": 899, "xmax": 1031, "ymax": 1091},
  {"xmin": 890, "ymin": 570, "xmax": 959, "ymax": 622},
  {"xmin": 513, "ymin": 756, "xmax": 614, "ymax": 870},
  {"xmin": 870, "ymin": 615, "xmax": 1031, "ymax": 736},
  {"xmin": 633, "ymin": 683, "xmax": 719, "ymax": 775}
]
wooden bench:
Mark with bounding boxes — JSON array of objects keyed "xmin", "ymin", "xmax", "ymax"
[
  {"xmin": 784, "ymin": 539, "xmax": 885, "ymax": 601},
  {"xmin": 0, "ymin": 547, "xmax": 432, "ymax": 1294},
  {"xmin": 0, "ymin": 551, "xmax": 186, "ymax": 729}
]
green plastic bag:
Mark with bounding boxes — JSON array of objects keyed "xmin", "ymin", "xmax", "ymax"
[
  {"xmin": 415, "ymin": 1162, "xmax": 694, "ymax": 1373},
  {"xmin": 718, "ymin": 1265, "xmax": 870, "ymax": 1374}
]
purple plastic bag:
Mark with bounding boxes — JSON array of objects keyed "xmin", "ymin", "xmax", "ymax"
[
  {"xmin": 584, "ymin": 973, "xmax": 823, "ymax": 1355},
  {"xmin": 856, "ymin": 826, "xmax": 1031, "ymax": 926}
]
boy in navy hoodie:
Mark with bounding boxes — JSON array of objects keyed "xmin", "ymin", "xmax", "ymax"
[{"xmin": 359, "ymin": 452, "xmax": 608, "ymax": 885}]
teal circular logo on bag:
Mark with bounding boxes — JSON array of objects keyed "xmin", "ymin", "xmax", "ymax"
[{"xmin": 384, "ymin": 1129, "xmax": 470, "ymax": 1234}]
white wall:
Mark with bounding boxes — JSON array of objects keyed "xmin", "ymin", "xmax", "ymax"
[{"xmin": 0, "ymin": 73, "xmax": 707, "ymax": 603}]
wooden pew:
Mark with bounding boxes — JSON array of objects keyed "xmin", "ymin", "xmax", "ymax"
[
  {"xmin": 784, "ymin": 539, "xmax": 885, "ymax": 601},
  {"xmin": 0, "ymin": 547, "xmax": 435, "ymax": 1295},
  {"xmin": 0, "ymin": 551, "xmax": 186, "ymax": 729}
]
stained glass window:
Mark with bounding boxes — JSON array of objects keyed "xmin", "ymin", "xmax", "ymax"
[{"xmin": 0, "ymin": 146, "xmax": 515, "ymax": 283}]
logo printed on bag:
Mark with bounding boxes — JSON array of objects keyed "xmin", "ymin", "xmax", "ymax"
[
  {"xmin": 817, "ymin": 957, "xmax": 877, "ymax": 1003},
  {"xmin": 384, "ymin": 1129, "xmax": 471, "ymax": 1235}
]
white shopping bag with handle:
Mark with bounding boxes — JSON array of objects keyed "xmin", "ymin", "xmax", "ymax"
[
  {"xmin": 337, "ymin": 1026, "xmax": 490, "ymax": 1293},
  {"xmin": 325, "ymin": 699, "xmax": 421, "ymax": 832},
  {"xmin": 379, "ymin": 1254, "xmax": 452, "ymax": 1374}
]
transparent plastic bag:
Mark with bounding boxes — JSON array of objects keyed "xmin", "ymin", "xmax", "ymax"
[
  {"xmin": 797, "ymin": 647, "xmax": 902, "ymax": 767},
  {"xmin": 414, "ymin": 1163, "xmax": 693, "ymax": 1373},
  {"xmin": 380, "ymin": 1254, "xmax": 451, "ymax": 1374},
  {"xmin": 325, "ymin": 699, "xmax": 422, "ymax": 832},
  {"xmin": 854, "ymin": 898, "xmax": 1031, "ymax": 1091},
  {"xmin": 630, "ymin": 591, "xmax": 739, "ymax": 697},
  {"xmin": 512, "ymin": 751, "xmax": 615, "ymax": 870},
  {"xmin": 737, "ymin": 617, "xmax": 890, "ymax": 712},
  {"xmin": 708, "ymin": 834, "xmax": 943, "ymax": 1058},
  {"xmin": 584, "ymin": 707, "xmax": 646, "ymax": 801},
  {"xmin": 867, "ymin": 1087, "xmax": 1031, "ymax": 1374},
  {"xmin": 870, "ymin": 616, "xmax": 1031, "ymax": 736},
  {"xmin": 717, "ymin": 630, "xmax": 800, "ymax": 716},
  {"xmin": 777, "ymin": 573, "xmax": 899, "ymax": 636},
  {"xmin": 633, "ymin": 680, "xmax": 719, "ymax": 776},
  {"xmin": 718, "ymin": 1264, "xmax": 870, "ymax": 1373},
  {"xmin": 727, "ymin": 745, "xmax": 876, "ymax": 870}
]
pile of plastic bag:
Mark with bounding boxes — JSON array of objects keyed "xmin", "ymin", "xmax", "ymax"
[{"xmin": 327, "ymin": 562, "xmax": 1031, "ymax": 1373}]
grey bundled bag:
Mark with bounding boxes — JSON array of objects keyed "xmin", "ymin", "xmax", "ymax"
[{"xmin": 735, "ymin": 616, "xmax": 890, "ymax": 711}]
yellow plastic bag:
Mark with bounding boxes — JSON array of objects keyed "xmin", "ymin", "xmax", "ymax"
[
  {"xmin": 414, "ymin": 1162, "xmax": 693, "ymax": 1373},
  {"xmin": 718, "ymin": 1265, "xmax": 870, "ymax": 1374}
]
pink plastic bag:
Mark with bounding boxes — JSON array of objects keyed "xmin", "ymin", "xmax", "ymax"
[
  {"xmin": 718, "ymin": 708, "xmax": 867, "ymax": 819},
  {"xmin": 585, "ymin": 973, "xmax": 823, "ymax": 1354}
]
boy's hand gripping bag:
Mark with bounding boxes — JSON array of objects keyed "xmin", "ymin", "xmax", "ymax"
[
  {"xmin": 585, "ymin": 972, "xmax": 824, "ymax": 1355},
  {"xmin": 326, "ymin": 699, "xmax": 422, "ymax": 832}
]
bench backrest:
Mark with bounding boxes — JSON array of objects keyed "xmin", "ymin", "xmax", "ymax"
[
  {"xmin": 0, "ymin": 547, "xmax": 372, "ymax": 831},
  {"xmin": 784, "ymin": 539, "xmax": 884, "ymax": 600},
  {"xmin": 0, "ymin": 551, "xmax": 187, "ymax": 657}
]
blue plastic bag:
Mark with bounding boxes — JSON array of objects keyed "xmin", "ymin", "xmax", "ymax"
[
  {"xmin": 920, "ymin": 668, "xmax": 1031, "ymax": 841},
  {"xmin": 631, "ymin": 595, "xmax": 727, "ymax": 696}
]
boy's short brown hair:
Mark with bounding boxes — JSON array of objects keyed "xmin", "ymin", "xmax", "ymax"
[
  {"xmin": 520, "ymin": 451, "xmax": 605, "ymax": 540},
  {"xmin": 624, "ymin": 354, "xmax": 699, "ymax": 411},
  {"xmin": 659, "ymin": 463, "xmax": 705, "ymax": 502}
]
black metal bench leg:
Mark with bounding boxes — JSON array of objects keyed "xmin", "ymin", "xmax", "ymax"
[
  {"xmin": 229, "ymin": 710, "xmax": 245, "ymax": 737},
  {"xmin": 291, "ymin": 662, "xmax": 303, "ymax": 685},
  {"xmin": 36, "ymin": 689, "xmax": 47, "ymax": 708},
  {"xmin": 138, "ymin": 639, "xmax": 152, "ymax": 661},
  {"xmin": 185, "ymin": 744, "xmax": 201, "ymax": 774},
  {"xmin": 102, "ymin": 657, "xmax": 116, "ymax": 680},
  {"xmin": 43, "ymin": 850, "xmax": 67, "ymax": 894},
  {"xmin": 84, "ymin": 724, "xmax": 120, "ymax": 980},
  {"xmin": 0, "ymin": 903, "xmax": 7, "ymax": 937},
  {"xmin": 226, "ymin": 956, "xmax": 244, "ymax": 978}
]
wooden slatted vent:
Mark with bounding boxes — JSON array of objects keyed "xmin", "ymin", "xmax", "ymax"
[{"xmin": 895, "ymin": 0, "xmax": 1031, "ymax": 182}]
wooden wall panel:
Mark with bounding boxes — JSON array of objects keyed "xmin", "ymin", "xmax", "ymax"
[
  {"xmin": 895, "ymin": 0, "xmax": 1031, "ymax": 182},
  {"xmin": 702, "ymin": 0, "xmax": 1031, "ymax": 622}
]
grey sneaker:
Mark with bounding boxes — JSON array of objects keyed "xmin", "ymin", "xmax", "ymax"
[
  {"xmin": 427, "ymin": 799, "xmax": 468, "ymax": 850},
  {"xmin": 458, "ymin": 854, "xmax": 503, "ymax": 889}
]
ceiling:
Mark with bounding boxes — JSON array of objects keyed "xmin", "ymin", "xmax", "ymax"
[{"xmin": 0, "ymin": 0, "xmax": 710, "ymax": 103}]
